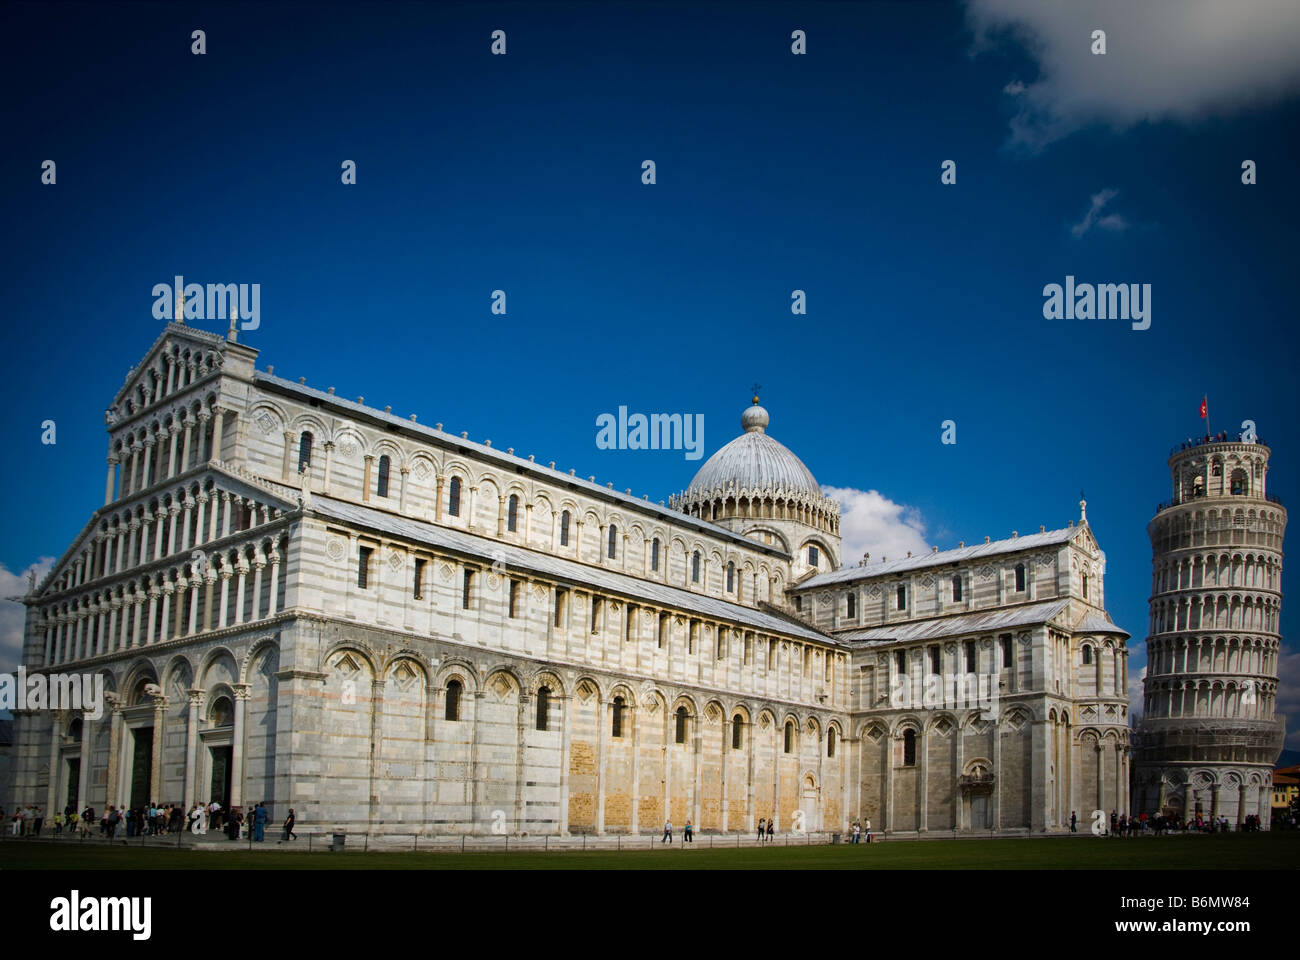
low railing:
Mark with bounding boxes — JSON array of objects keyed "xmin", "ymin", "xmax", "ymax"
[{"xmin": 1169, "ymin": 435, "xmax": 1268, "ymax": 458}]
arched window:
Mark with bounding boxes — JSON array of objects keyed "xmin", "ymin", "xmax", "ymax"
[
  {"xmin": 808, "ymin": 545, "xmax": 819, "ymax": 567},
  {"xmin": 896, "ymin": 585, "xmax": 906, "ymax": 610},
  {"xmin": 952, "ymin": 575, "xmax": 962, "ymax": 602},
  {"xmin": 732, "ymin": 715, "xmax": 743, "ymax": 750},
  {"xmin": 727, "ymin": 562, "xmax": 735, "ymax": 592},
  {"xmin": 507, "ymin": 494, "xmax": 518, "ymax": 532},
  {"xmin": 462, "ymin": 569, "xmax": 473, "ymax": 609},
  {"xmin": 1231, "ymin": 469, "xmax": 1248, "ymax": 495},
  {"xmin": 846, "ymin": 592, "xmax": 856, "ymax": 618},
  {"xmin": 675, "ymin": 706, "xmax": 688, "ymax": 744},
  {"xmin": 1082, "ymin": 644, "xmax": 1092, "ymax": 665},
  {"xmin": 209, "ymin": 696, "xmax": 233, "ymax": 726},
  {"xmin": 445, "ymin": 679, "xmax": 462, "ymax": 721},
  {"xmin": 448, "ymin": 476, "xmax": 461, "ymax": 516},
  {"xmin": 964, "ymin": 639, "xmax": 977, "ymax": 671},
  {"xmin": 68, "ymin": 717, "xmax": 84, "ymax": 740},
  {"xmin": 828, "ymin": 727, "xmax": 837, "ymax": 758},
  {"xmin": 612, "ymin": 696, "xmax": 625, "ymax": 738},
  {"xmin": 536, "ymin": 686, "xmax": 550, "ymax": 731},
  {"xmin": 691, "ymin": 551, "xmax": 700, "ymax": 583},
  {"xmin": 1082, "ymin": 572, "xmax": 1090, "ymax": 599},
  {"xmin": 783, "ymin": 720, "xmax": 794, "ymax": 754},
  {"xmin": 903, "ymin": 728, "xmax": 916, "ymax": 766},
  {"xmin": 608, "ymin": 524, "xmax": 618, "ymax": 559},
  {"xmin": 1015, "ymin": 563, "xmax": 1025, "ymax": 592},
  {"xmin": 651, "ymin": 537, "xmax": 660, "ymax": 571},
  {"xmin": 560, "ymin": 510, "xmax": 570, "ymax": 546},
  {"xmin": 298, "ymin": 431, "xmax": 313, "ymax": 472},
  {"xmin": 376, "ymin": 455, "xmax": 391, "ymax": 498}
]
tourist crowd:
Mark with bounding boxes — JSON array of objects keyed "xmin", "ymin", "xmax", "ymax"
[{"xmin": 2, "ymin": 799, "xmax": 295, "ymax": 842}]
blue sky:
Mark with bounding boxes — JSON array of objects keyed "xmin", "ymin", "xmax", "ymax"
[{"xmin": 2, "ymin": 0, "xmax": 1298, "ymax": 748}]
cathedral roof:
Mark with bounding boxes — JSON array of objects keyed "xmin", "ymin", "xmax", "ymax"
[
  {"xmin": 797, "ymin": 522, "xmax": 1096, "ymax": 587},
  {"xmin": 840, "ymin": 598, "xmax": 1128, "ymax": 645},
  {"xmin": 683, "ymin": 399, "xmax": 824, "ymax": 500},
  {"xmin": 309, "ymin": 495, "xmax": 838, "ymax": 646},
  {"xmin": 253, "ymin": 372, "xmax": 792, "ymax": 561}
]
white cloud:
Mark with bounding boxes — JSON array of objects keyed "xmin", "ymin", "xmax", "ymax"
[
  {"xmin": 967, "ymin": 0, "xmax": 1300, "ymax": 148},
  {"xmin": 0, "ymin": 558, "xmax": 56, "ymax": 674},
  {"xmin": 1128, "ymin": 660, "xmax": 1146, "ymax": 721},
  {"xmin": 1070, "ymin": 187, "xmax": 1128, "ymax": 236},
  {"xmin": 822, "ymin": 487, "xmax": 930, "ymax": 569}
]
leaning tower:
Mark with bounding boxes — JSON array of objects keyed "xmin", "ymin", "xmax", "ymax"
[{"xmin": 1132, "ymin": 433, "xmax": 1287, "ymax": 827}]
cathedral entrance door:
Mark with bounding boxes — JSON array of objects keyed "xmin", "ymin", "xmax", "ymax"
[
  {"xmin": 971, "ymin": 794, "xmax": 988, "ymax": 830},
  {"xmin": 801, "ymin": 779, "xmax": 819, "ymax": 833},
  {"xmin": 65, "ymin": 758, "xmax": 81, "ymax": 812},
  {"xmin": 209, "ymin": 746, "xmax": 232, "ymax": 806},
  {"xmin": 129, "ymin": 727, "xmax": 153, "ymax": 808}
]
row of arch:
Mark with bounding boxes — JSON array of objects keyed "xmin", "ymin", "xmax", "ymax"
[
  {"xmin": 291, "ymin": 434, "xmax": 792, "ymax": 603},
  {"xmin": 111, "ymin": 340, "xmax": 223, "ymax": 422},
  {"xmin": 1145, "ymin": 635, "xmax": 1280, "ymax": 678},
  {"xmin": 43, "ymin": 478, "xmax": 283, "ymax": 598},
  {"xmin": 1148, "ymin": 593, "xmax": 1279, "ymax": 635},
  {"xmin": 109, "ymin": 391, "xmax": 227, "ymax": 499},
  {"xmin": 326, "ymin": 646, "xmax": 847, "ymax": 759},
  {"xmin": 37, "ymin": 533, "xmax": 288, "ymax": 666},
  {"xmin": 1171, "ymin": 450, "xmax": 1266, "ymax": 502},
  {"xmin": 1152, "ymin": 551, "xmax": 1281, "ymax": 593},
  {"xmin": 1141, "ymin": 678, "xmax": 1280, "ymax": 721},
  {"xmin": 1150, "ymin": 506, "xmax": 1284, "ymax": 553},
  {"xmin": 669, "ymin": 488, "xmax": 840, "ymax": 537}
]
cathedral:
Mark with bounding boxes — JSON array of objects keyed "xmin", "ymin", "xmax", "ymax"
[{"xmin": 8, "ymin": 317, "xmax": 1135, "ymax": 837}]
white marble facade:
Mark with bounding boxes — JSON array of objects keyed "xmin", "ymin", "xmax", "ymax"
[{"xmin": 8, "ymin": 321, "xmax": 1138, "ymax": 836}]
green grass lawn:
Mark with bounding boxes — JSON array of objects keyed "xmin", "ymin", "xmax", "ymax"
[{"xmin": 1, "ymin": 832, "xmax": 1294, "ymax": 869}]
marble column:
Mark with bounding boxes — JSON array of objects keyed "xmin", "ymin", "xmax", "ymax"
[
  {"xmin": 46, "ymin": 711, "xmax": 63, "ymax": 814},
  {"xmin": 558, "ymin": 694, "xmax": 571, "ymax": 836},
  {"xmin": 210, "ymin": 407, "xmax": 226, "ymax": 463},
  {"xmin": 100, "ymin": 696, "xmax": 120, "ymax": 809},
  {"xmin": 104, "ymin": 457, "xmax": 118, "ymax": 506},
  {"xmin": 230, "ymin": 685, "xmax": 250, "ymax": 810},
  {"xmin": 150, "ymin": 695, "xmax": 168, "ymax": 803},
  {"xmin": 595, "ymin": 697, "xmax": 607, "ymax": 834}
]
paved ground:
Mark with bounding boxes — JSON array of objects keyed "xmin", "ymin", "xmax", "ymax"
[{"xmin": 2, "ymin": 830, "xmax": 1293, "ymax": 869}]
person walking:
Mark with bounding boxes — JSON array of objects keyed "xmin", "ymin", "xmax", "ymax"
[
  {"xmin": 107, "ymin": 806, "xmax": 119, "ymax": 839},
  {"xmin": 851, "ymin": 822, "xmax": 861, "ymax": 844},
  {"xmin": 32, "ymin": 806, "xmax": 43, "ymax": 836},
  {"xmin": 766, "ymin": 818, "xmax": 775, "ymax": 842},
  {"xmin": 662, "ymin": 819, "xmax": 672, "ymax": 844},
  {"xmin": 864, "ymin": 818, "xmax": 872, "ymax": 843},
  {"xmin": 684, "ymin": 819, "xmax": 693, "ymax": 843},
  {"xmin": 757, "ymin": 818, "xmax": 765, "ymax": 841},
  {"xmin": 282, "ymin": 808, "xmax": 297, "ymax": 841},
  {"xmin": 253, "ymin": 802, "xmax": 268, "ymax": 842}
]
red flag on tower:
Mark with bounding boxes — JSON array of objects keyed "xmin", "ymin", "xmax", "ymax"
[{"xmin": 1199, "ymin": 396, "xmax": 1208, "ymax": 419}]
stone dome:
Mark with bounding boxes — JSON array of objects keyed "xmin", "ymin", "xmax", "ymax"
[{"xmin": 685, "ymin": 399, "xmax": 821, "ymax": 498}]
